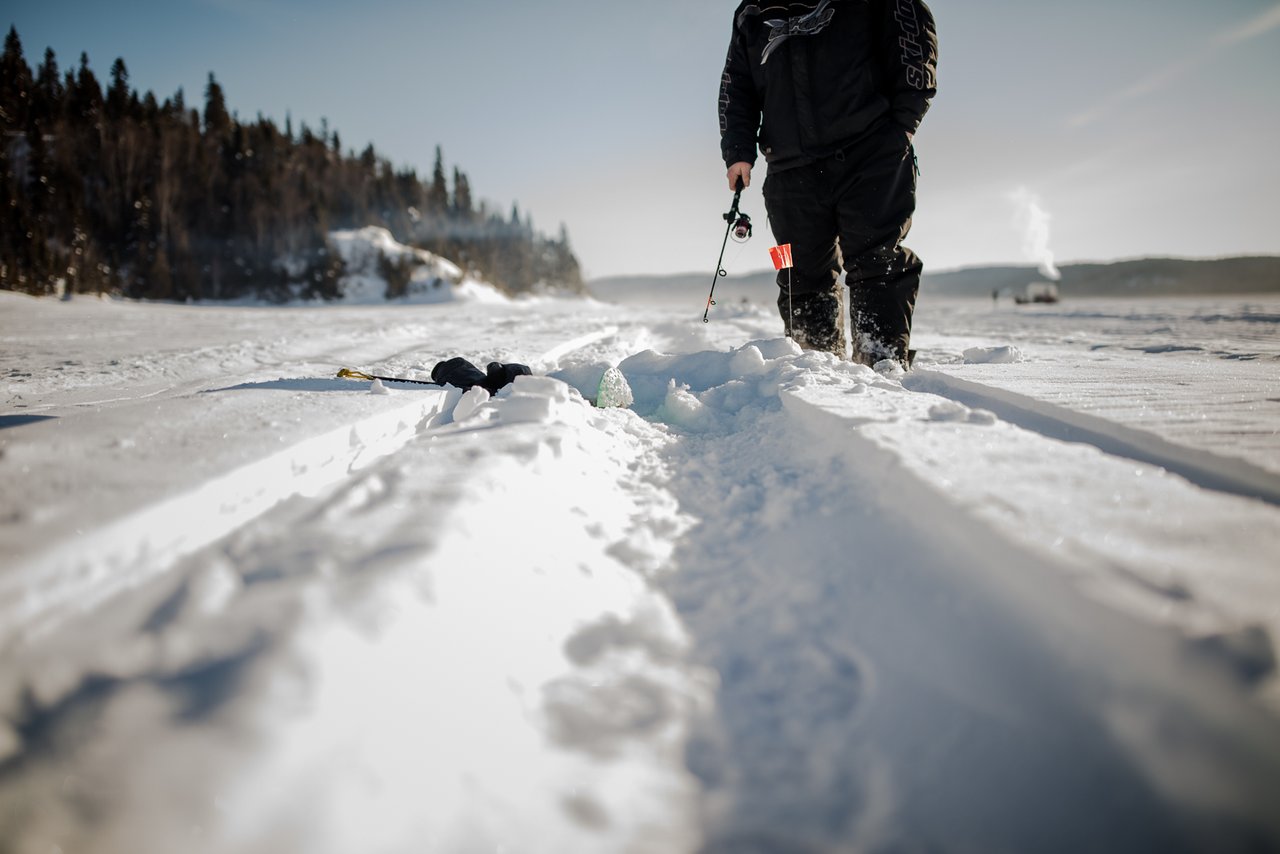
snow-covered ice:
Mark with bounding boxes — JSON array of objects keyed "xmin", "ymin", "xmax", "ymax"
[{"xmin": 3, "ymin": 284, "xmax": 1280, "ymax": 853}]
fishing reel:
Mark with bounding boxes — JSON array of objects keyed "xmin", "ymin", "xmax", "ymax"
[{"xmin": 726, "ymin": 210, "xmax": 753, "ymax": 243}]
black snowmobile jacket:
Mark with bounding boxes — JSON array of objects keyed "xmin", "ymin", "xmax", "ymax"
[{"xmin": 719, "ymin": 0, "xmax": 938, "ymax": 171}]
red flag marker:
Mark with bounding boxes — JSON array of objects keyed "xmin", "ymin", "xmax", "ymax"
[{"xmin": 769, "ymin": 243, "xmax": 794, "ymax": 270}]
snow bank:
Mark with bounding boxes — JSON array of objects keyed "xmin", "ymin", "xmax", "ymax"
[{"xmin": 328, "ymin": 226, "xmax": 506, "ymax": 304}]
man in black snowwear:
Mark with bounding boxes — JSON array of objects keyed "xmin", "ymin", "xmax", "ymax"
[{"xmin": 719, "ymin": 0, "xmax": 938, "ymax": 366}]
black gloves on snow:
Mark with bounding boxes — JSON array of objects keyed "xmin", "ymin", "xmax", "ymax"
[{"xmin": 431, "ymin": 357, "xmax": 532, "ymax": 394}]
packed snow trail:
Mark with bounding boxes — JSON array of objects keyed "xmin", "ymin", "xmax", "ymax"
[
  {"xmin": 2, "ymin": 374, "xmax": 710, "ymax": 853},
  {"xmin": 619, "ymin": 341, "xmax": 1280, "ymax": 851},
  {"xmin": 4, "ymin": 291, "xmax": 1280, "ymax": 852}
]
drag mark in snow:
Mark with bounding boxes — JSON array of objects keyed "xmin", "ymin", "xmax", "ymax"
[
  {"xmin": 536, "ymin": 325, "xmax": 621, "ymax": 367},
  {"xmin": 905, "ymin": 369, "xmax": 1280, "ymax": 508},
  {"xmin": 53, "ymin": 385, "xmax": 173, "ymax": 410},
  {"xmin": 0, "ymin": 391, "xmax": 454, "ymax": 653}
]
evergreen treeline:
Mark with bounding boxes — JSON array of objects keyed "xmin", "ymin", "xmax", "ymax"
[{"xmin": 0, "ymin": 28, "xmax": 584, "ymax": 301}]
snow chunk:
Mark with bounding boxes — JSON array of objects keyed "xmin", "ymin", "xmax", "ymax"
[
  {"xmin": 453, "ymin": 385, "xmax": 491, "ymax": 422},
  {"xmin": 874, "ymin": 358, "xmax": 906, "ymax": 379},
  {"xmin": 963, "ymin": 345, "xmax": 1025, "ymax": 364},
  {"xmin": 656, "ymin": 381, "xmax": 720, "ymax": 434},
  {"xmin": 729, "ymin": 344, "xmax": 769, "ymax": 377},
  {"xmin": 497, "ymin": 375, "xmax": 575, "ymax": 424},
  {"xmin": 500, "ymin": 395, "xmax": 554, "ymax": 424},
  {"xmin": 369, "ymin": 378, "xmax": 390, "ymax": 395},
  {"xmin": 751, "ymin": 337, "xmax": 804, "ymax": 360},
  {"xmin": 509, "ymin": 374, "xmax": 571, "ymax": 403}
]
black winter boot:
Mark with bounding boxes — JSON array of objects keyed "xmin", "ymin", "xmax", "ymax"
[{"xmin": 780, "ymin": 288, "xmax": 845, "ymax": 357}]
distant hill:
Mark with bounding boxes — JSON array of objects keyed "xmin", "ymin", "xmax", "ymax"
[
  {"xmin": 589, "ymin": 256, "xmax": 1280, "ymax": 305},
  {"xmin": 923, "ymin": 256, "xmax": 1280, "ymax": 299}
]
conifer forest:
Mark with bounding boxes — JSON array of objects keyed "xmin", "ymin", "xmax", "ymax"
[{"xmin": 0, "ymin": 27, "xmax": 584, "ymax": 301}]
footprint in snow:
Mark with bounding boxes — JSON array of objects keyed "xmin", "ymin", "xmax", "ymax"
[{"xmin": 927, "ymin": 401, "xmax": 997, "ymax": 426}]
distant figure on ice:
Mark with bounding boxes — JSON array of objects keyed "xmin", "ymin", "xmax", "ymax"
[{"xmin": 719, "ymin": 0, "xmax": 938, "ymax": 367}]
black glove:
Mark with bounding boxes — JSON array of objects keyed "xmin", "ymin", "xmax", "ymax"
[{"xmin": 482, "ymin": 361, "xmax": 531, "ymax": 394}]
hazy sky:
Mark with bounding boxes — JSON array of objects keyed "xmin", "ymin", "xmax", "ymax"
[{"xmin": 6, "ymin": 0, "xmax": 1280, "ymax": 279}]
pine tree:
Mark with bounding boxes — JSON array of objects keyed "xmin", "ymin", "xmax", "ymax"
[
  {"xmin": 71, "ymin": 52, "xmax": 102, "ymax": 123},
  {"xmin": 1, "ymin": 27, "xmax": 33, "ymax": 133},
  {"xmin": 106, "ymin": 57, "xmax": 130, "ymax": 120},
  {"xmin": 31, "ymin": 47, "xmax": 61, "ymax": 129},
  {"xmin": 452, "ymin": 167, "xmax": 473, "ymax": 219},
  {"xmin": 203, "ymin": 72, "xmax": 231, "ymax": 138},
  {"xmin": 428, "ymin": 145, "xmax": 449, "ymax": 214}
]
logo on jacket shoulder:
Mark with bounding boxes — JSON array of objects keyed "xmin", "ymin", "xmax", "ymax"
[{"xmin": 740, "ymin": 0, "xmax": 838, "ymax": 64}]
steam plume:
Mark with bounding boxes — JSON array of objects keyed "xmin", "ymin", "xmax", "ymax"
[{"xmin": 1010, "ymin": 187, "xmax": 1061, "ymax": 281}]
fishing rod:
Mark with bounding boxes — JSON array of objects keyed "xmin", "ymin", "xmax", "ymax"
[
  {"xmin": 336, "ymin": 368, "xmax": 442, "ymax": 386},
  {"xmin": 703, "ymin": 177, "xmax": 753, "ymax": 323}
]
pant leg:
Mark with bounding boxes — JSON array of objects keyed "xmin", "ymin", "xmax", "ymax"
[
  {"xmin": 761, "ymin": 165, "xmax": 845, "ymax": 354},
  {"xmin": 832, "ymin": 127, "xmax": 922, "ymax": 365}
]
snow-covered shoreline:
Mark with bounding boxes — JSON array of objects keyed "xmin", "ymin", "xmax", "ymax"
[{"xmin": 3, "ymin": 289, "xmax": 1280, "ymax": 851}]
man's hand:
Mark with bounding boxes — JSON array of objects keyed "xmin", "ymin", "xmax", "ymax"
[{"xmin": 727, "ymin": 162, "xmax": 752, "ymax": 191}]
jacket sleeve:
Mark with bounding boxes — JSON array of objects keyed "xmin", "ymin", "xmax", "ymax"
[
  {"xmin": 878, "ymin": 0, "xmax": 938, "ymax": 134},
  {"xmin": 719, "ymin": 17, "xmax": 761, "ymax": 168}
]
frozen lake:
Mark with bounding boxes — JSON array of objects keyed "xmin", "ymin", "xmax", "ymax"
[{"xmin": 2, "ymin": 289, "xmax": 1279, "ymax": 852}]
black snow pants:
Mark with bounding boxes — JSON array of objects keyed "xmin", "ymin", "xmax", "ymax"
[{"xmin": 762, "ymin": 121, "xmax": 922, "ymax": 365}]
